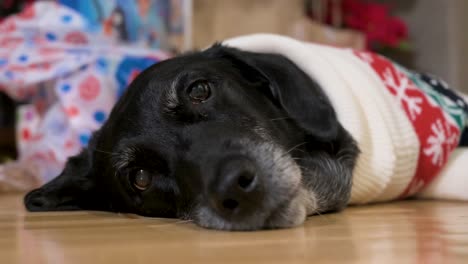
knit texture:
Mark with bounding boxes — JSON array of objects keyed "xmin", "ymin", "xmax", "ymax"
[{"xmin": 223, "ymin": 34, "xmax": 468, "ymax": 204}]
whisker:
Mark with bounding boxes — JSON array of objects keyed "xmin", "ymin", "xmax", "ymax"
[
  {"xmin": 269, "ymin": 117, "xmax": 291, "ymax": 121},
  {"xmin": 91, "ymin": 148, "xmax": 117, "ymax": 156},
  {"xmin": 182, "ymin": 199, "xmax": 201, "ymax": 221},
  {"xmin": 293, "ymin": 148, "xmax": 308, "ymax": 154},
  {"xmin": 297, "ymin": 165, "xmax": 312, "ymax": 172},
  {"xmin": 174, "ymin": 219, "xmax": 194, "ymax": 224},
  {"xmin": 284, "ymin": 142, "xmax": 308, "ymax": 155},
  {"xmin": 310, "ymin": 208, "xmax": 330, "ymax": 222},
  {"xmin": 291, "ymin": 157, "xmax": 306, "ymax": 161},
  {"xmin": 264, "ymin": 142, "xmax": 307, "ymax": 172},
  {"xmin": 149, "ymin": 219, "xmax": 194, "ymax": 229}
]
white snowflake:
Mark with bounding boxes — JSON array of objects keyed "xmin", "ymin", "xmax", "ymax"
[
  {"xmin": 446, "ymin": 127, "xmax": 459, "ymax": 147},
  {"xmin": 382, "ymin": 68, "xmax": 423, "ymax": 120},
  {"xmin": 357, "ymin": 52, "xmax": 374, "ymax": 64},
  {"xmin": 440, "ymin": 79, "xmax": 450, "ymax": 89},
  {"xmin": 426, "ymin": 73, "xmax": 450, "ymax": 89},
  {"xmin": 406, "ymin": 178, "xmax": 425, "ymax": 196},
  {"xmin": 423, "ymin": 119, "xmax": 458, "ymax": 166},
  {"xmin": 424, "ymin": 120, "xmax": 445, "ymax": 166}
]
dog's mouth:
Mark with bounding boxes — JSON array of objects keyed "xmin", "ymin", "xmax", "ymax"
[{"xmin": 187, "ymin": 140, "xmax": 317, "ymax": 231}]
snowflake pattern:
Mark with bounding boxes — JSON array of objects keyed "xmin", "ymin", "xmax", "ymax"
[
  {"xmin": 423, "ymin": 119, "xmax": 458, "ymax": 166},
  {"xmin": 382, "ymin": 68, "xmax": 424, "ymax": 120},
  {"xmin": 353, "ymin": 50, "xmax": 464, "ymax": 199},
  {"xmin": 406, "ymin": 178, "xmax": 425, "ymax": 197},
  {"xmin": 355, "ymin": 51, "xmax": 374, "ymax": 64}
]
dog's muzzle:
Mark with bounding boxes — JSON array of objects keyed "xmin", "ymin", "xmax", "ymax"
[{"xmin": 178, "ymin": 123, "xmax": 303, "ymax": 229}]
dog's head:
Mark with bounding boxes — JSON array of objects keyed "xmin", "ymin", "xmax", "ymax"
[{"xmin": 24, "ymin": 45, "xmax": 358, "ymax": 230}]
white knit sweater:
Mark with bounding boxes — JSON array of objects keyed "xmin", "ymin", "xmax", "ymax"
[{"xmin": 223, "ymin": 34, "xmax": 468, "ymax": 204}]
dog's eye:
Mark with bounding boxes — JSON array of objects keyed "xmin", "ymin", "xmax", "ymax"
[
  {"xmin": 132, "ymin": 169, "xmax": 153, "ymax": 191},
  {"xmin": 188, "ymin": 80, "xmax": 211, "ymax": 103}
]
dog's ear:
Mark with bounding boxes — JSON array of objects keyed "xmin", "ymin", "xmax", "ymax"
[
  {"xmin": 206, "ymin": 45, "xmax": 339, "ymax": 141},
  {"xmin": 24, "ymin": 148, "xmax": 99, "ymax": 211}
]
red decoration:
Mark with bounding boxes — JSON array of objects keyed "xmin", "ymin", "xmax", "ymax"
[
  {"xmin": 65, "ymin": 140, "xmax": 75, "ymax": 149},
  {"xmin": 311, "ymin": 0, "xmax": 409, "ymax": 50},
  {"xmin": 21, "ymin": 128, "xmax": 31, "ymax": 140},
  {"xmin": 79, "ymin": 75, "xmax": 100, "ymax": 101},
  {"xmin": 343, "ymin": 0, "xmax": 407, "ymax": 48},
  {"xmin": 64, "ymin": 31, "xmax": 89, "ymax": 45},
  {"xmin": 17, "ymin": 4, "xmax": 35, "ymax": 20},
  {"xmin": 129, "ymin": 70, "xmax": 141, "ymax": 84},
  {"xmin": 0, "ymin": 19, "xmax": 16, "ymax": 33},
  {"xmin": 66, "ymin": 106, "xmax": 79, "ymax": 117},
  {"xmin": 38, "ymin": 47, "xmax": 63, "ymax": 56}
]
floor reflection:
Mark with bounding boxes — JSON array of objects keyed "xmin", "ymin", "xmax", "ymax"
[{"xmin": 9, "ymin": 197, "xmax": 468, "ymax": 263}]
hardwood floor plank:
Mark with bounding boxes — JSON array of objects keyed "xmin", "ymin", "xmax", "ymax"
[{"xmin": 0, "ymin": 194, "xmax": 467, "ymax": 263}]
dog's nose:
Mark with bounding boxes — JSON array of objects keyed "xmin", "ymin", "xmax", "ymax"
[{"xmin": 209, "ymin": 156, "xmax": 263, "ymax": 219}]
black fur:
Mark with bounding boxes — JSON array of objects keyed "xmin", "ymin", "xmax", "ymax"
[{"xmin": 24, "ymin": 45, "xmax": 359, "ymax": 230}]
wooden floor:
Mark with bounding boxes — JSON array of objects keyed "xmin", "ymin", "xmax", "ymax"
[{"xmin": 1, "ymin": 194, "xmax": 467, "ymax": 263}]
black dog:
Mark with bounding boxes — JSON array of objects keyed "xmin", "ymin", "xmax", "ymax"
[{"xmin": 24, "ymin": 45, "xmax": 359, "ymax": 230}]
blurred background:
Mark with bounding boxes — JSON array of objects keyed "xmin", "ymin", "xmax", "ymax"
[{"xmin": 0, "ymin": 0, "xmax": 467, "ymax": 191}]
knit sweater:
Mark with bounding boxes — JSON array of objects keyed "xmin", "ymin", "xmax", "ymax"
[{"xmin": 223, "ymin": 34, "xmax": 468, "ymax": 204}]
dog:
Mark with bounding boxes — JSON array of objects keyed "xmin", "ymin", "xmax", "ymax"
[{"xmin": 24, "ymin": 34, "xmax": 468, "ymax": 230}]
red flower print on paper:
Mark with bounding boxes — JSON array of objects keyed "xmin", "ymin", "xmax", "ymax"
[
  {"xmin": 18, "ymin": 5, "xmax": 36, "ymax": 20},
  {"xmin": 79, "ymin": 75, "xmax": 101, "ymax": 101},
  {"xmin": 21, "ymin": 128, "xmax": 31, "ymax": 140},
  {"xmin": 66, "ymin": 106, "xmax": 80, "ymax": 117},
  {"xmin": 129, "ymin": 70, "xmax": 141, "ymax": 83},
  {"xmin": 64, "ymin": 31, "xmax": 88, "ymax": 45}
]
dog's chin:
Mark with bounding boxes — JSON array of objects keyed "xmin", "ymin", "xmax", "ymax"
[
  {"xmin": 194, "ymin": 187, "xmax": 316, "ymax": 231},
  {"xmin": 194, "ymin": 206, "xmax": 268, "ymax": 231}
]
